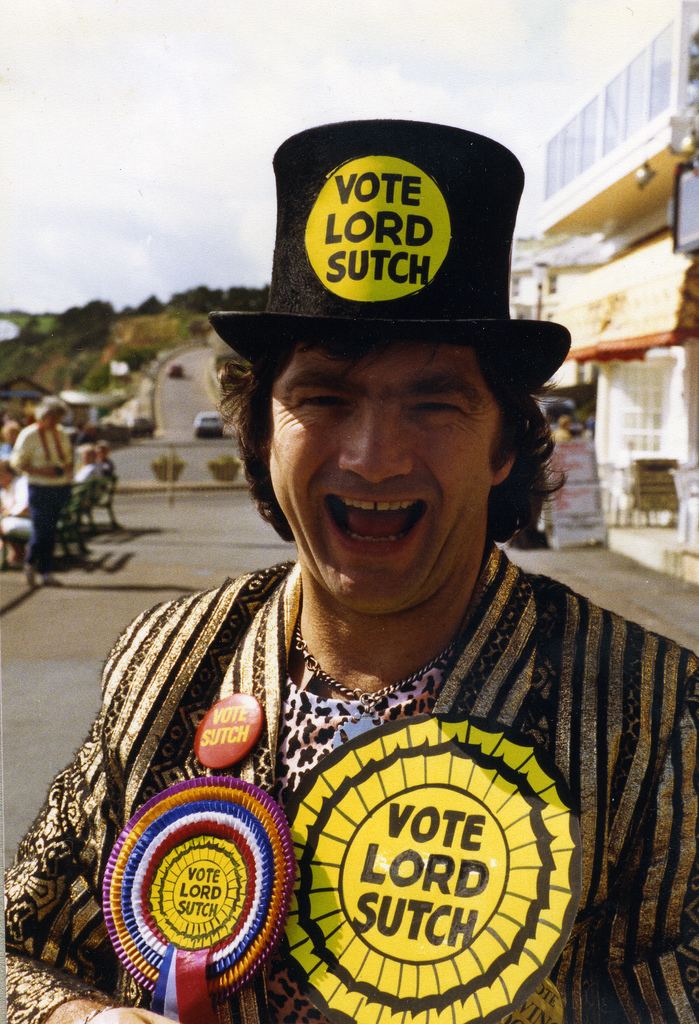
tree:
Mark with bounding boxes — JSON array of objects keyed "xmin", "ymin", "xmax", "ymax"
[{"xmin": 135, "ymin": 295, "xmax": 164, "ymax": 315}]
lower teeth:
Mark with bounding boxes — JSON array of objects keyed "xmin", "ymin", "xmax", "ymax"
[{"xmin": 347, "ymin": 531, "xmax": 404, "ymax": 542}]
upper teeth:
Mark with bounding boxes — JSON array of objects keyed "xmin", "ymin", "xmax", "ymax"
[{"xmin": 342, "ymin": 498, "xmax": 415, "ymax": 511}]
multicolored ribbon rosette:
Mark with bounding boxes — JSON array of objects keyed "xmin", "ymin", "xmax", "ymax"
[{"xmin": 103, "ymin": 777, "xmax": 295, "ymax": 1023}]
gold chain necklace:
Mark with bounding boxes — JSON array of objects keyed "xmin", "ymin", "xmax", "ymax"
[{"xmin": 293, "ymin": 626, "xmax": 456, "ymax": 714}]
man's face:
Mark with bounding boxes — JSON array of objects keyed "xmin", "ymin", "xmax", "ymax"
[{"xmin": 268, "ymin": 342, "xmax": 513, "ymax": 616}]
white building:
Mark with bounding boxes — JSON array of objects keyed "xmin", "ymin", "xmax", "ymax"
[{"xmin": 535, "ymin": 1, "xmax": 699, "ymax": 576}]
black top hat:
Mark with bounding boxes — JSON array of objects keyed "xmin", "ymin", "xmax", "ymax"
[{"xmin": 210, "ymin": 119, "xmax": 570, "ymax": 386}]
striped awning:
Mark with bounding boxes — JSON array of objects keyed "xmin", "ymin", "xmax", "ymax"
[{"xmin": 569, "ymin": 327, "xmax": 698, "ymax": 363}]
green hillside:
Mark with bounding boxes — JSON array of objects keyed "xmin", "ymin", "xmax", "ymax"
[{"xmin": 0, "ymin": 286, "xmax": 268, "ymax": 393}]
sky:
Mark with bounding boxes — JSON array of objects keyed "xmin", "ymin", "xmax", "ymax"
[{"xmin": 2, "ymin": 0, "xmax": 673, "ymax": 313}]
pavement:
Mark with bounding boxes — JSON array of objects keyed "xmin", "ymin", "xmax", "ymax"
[
  {"xmin": 2, "ymin": 487, "xmax": 699, "ymax": 866},
  {"xmin": 1, "ymin": 488, "xmax": 294, "ymax": 864}
]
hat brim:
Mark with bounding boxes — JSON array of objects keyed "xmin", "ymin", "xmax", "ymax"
[{"xmin": 209, "ymin": 311, "xmax": 570, "ymax": 388}]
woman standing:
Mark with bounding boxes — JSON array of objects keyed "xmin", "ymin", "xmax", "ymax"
[{"xmin": 11, "ymin": 397, "xmax": 73, "ymax": 585}]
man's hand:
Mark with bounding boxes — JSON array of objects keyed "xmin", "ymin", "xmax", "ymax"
[{"xmin": 47, "ymin": 999, "xmax": 176, "ymax": 1024}]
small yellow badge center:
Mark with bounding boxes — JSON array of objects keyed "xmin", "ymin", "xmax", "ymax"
[
  {"xmin": 305, "ymin": 155, "xmax": 451, "ymax": 302},
  {"xmin": 151, "ymin": 836, "xmax": 247, "ymax": 949}
]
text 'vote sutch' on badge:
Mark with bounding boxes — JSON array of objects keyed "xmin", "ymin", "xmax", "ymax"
[
  {"xmin": 305, "ymin": 156, "xmax": 452, "ymax": 302},
  {"xmin": 194, "ymin": 693, "xmax": 264, "ymax": 769},
  {"xmin": 283, "ymin": 715, "xmax": 581, "ymax": 1024}
]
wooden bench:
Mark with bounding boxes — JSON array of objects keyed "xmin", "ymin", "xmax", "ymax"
[
  {"xmin": 1, "ymin": 475, "xmax": 120, "ymax": 568},
  {"xmin": 80, "ymin": 475, "xmax": 120, "ymax": 532},
  {"xmin": 56, "ymin": 482, "xmax": 91, "ymax": 557}
]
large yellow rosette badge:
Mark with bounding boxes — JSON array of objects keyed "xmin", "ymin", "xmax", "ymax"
[{"xmin": 284, "ymin": 716, "xmax": 580, "ymax": 1024}]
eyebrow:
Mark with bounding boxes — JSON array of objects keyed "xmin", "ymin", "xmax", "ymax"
[
  {"xmin": 278, "ymin": 368, "xmax": 487, "ymax": 404},
  {"xmin": 277, "ymin": 368, "xmax": 354, "ymax": 394},
  {"xmin": 403, "ymin": 374, "xmax": 486, "ymax": 403}
]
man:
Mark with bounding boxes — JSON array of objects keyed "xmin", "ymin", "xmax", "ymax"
[
  {"xmin": 10, "ymin": 396, "xmax": 73, "ymax": 585},
  {"xmin": 5, "ymin": 121, "xmax": 699, "ymax": 1024},
  {"xmin": 551, "ymin": 414, "xmax": 574, "ymax": 444}
]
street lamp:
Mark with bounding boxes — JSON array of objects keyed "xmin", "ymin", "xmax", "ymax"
[{"xmin": 634, "ymin": 161, "xmax": 657, "ymax": 189}]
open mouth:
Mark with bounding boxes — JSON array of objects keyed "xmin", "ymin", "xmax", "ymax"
[{"xmin": 326, "ymin": 495, "xmax": 426, "ymax": 542}]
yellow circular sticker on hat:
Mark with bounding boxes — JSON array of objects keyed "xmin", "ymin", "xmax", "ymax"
[
  {"xmin": 305, "ymin": 155, "xmax": 451, "ymax": 302},
  {"xmin": 284, "ymin": 715, "xmax": 580, "ymax": 1024},
  {"xmin": 150, "ymin": 836, "xmax": 248, "ymax": 949}
]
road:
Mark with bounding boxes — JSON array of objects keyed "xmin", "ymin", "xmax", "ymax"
[
  {"xmin": 155, "ymin": 344, "xmax": 222, "ymax": 441},
  {"xmin": 116, "ymin": 346, "xmax": 237, "ymax": 483}
]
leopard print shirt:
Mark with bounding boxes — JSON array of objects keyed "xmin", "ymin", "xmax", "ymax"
[{"xmin": 268, "ymin": 655, "xmax": 452, "ymax": 1023}]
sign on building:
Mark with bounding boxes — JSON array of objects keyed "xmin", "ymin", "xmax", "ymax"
[{"xmin": 546, "ymin": 439, "xmax": 607, "ymax": 549}]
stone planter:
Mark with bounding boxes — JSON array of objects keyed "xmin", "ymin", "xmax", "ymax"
[
  {"xmin": 151, "ymin": 456, "xmax": 185, "ymax": 482},
  {"xmin": 208, "ymin": 457, "xmax": 241, "ymax": 482}
]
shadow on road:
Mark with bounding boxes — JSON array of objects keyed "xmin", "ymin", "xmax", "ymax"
[
  {"xmin": 78, "ymin": 552, "xmax": 134, "ymax": 573},
  {"xmin": 0, "ymin": 578, "xmax": 197, "ymax": 617},
  {"xmin": 92, "ymin": 526, "xmax": 165, "ymax": 545},
  {"xmin": 0, "ymin": 589, "xmax": 37, "ymax": 616}
]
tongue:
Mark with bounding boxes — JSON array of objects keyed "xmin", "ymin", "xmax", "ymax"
[{"xmin": 345, "ymin": 507, "xmax": 414, "ymax": 538}]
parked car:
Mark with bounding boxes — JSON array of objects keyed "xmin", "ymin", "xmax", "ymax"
[
  {"xmin": 167, "ymin": 362, "xmax": 185, "ymax": 379},
  {"xmin": 97, "ymin": 421, "xmax": 131, "ymax": 446},
  {"xmin": 128, "ymin": 415, "xmax": 155, "ymax": 438},
  {"xmin": 193, "ymin": 411, "xmax": 224, "ymax": 438},
  {"xmin": 538, "ymin": 396, "xmax": 576, "ymax": 424}
]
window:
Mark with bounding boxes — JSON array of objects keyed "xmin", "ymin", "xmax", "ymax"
[
  {"xmin": 649, "ymin": 24, "xmax": 672, "ymax": 118},
  {"xmin": 562, "ymin": 116, "xmax": 579, "ymax": 187},
  {"xmin": 687, "ymin": 14, "xmax": 699, "ymax": 106},
  {"xmin": 604, "ymin": 71, "xmax": 625, "ymax": 155},
  {"xmin": 545, "ymin": 132, "xmax": 562, "ymax": 199},
  {"xmin": 580, "ymin": 98, "xmax": 598, "ymax": 173},
  {"xmin": 625, "ymin": 49, "xmax": 648, "ymax": 140},
  {"xmin": 615, "ymin": 362, "xmax": 668, "ymax": 456}
]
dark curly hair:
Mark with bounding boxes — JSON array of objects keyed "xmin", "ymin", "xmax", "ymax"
[{"xmin": 218, "ymin": 339, "xmax": 559, "ymax": 544}]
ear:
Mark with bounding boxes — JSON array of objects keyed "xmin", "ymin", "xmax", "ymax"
[{"xmin": 492, "ymin": 452, "xmax": 515, "ymax": 487}]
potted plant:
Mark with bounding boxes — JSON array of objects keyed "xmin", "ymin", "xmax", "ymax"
[
  {"xmin": 207, "ymin": 454, "xmax": 242, "ymax": 482},
  {"xmin": 151, "ymin": 452, "xmax": 185, "ymax": 482}
]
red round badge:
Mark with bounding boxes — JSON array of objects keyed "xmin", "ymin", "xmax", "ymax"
[{"xmin": 194, "ymin": 694, "xmax": 264, "ymax": 769}]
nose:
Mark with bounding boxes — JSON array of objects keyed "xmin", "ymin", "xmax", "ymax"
[{"xmin": 337, "ymin": 403, "xmax": 414, "ymax": 483}]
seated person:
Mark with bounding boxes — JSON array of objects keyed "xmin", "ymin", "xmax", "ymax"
[
  {"xmin": 0, "ymin": 459, "xmax": 31, "ymax": 564},
  {"xmin": 0, "ymin": 419, "xmax": 21, "ymax": 458},
  {"xmin": 74, "ymin": 445, "xmax": 102, "ymax": 484},
  {"xmin": 95, "ymin": 442, "xmax": 116, "ymax": 479}
]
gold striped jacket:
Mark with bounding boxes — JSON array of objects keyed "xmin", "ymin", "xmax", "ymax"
[{"xmin": 5, "ymin": 546, "xmax": 699, "ymax": 1023}]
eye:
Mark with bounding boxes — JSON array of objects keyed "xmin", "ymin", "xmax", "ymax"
[
  {"xmin": 301, "ymin": 394, "xmax": 346, "ymax": 407},
  {"xmin": 414, "ymin": 401, "xmax": 462, "ymax": 413}
]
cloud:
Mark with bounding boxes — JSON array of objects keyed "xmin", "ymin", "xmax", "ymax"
[{"xmin": 2, "ymin": 0, "xmax": 675, "ymax": 310}]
